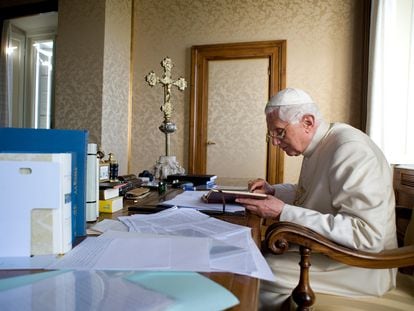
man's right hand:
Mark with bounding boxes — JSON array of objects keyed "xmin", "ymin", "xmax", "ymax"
[
  {"xmin": 236, "ymin": 195, "xmax": 284, "ymax": 219},
  {"xmin": 248, "ymin": 178, "xmax": 275, "ymax": 195}
]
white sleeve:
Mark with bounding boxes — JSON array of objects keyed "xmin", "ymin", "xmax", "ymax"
[
  {"xmin": 273, "ymin": 183, "xmax": 297, "ymax": 204},
  {"xmin": 280, "ymin": 141, "xmax": 395, "ymax": 252}
]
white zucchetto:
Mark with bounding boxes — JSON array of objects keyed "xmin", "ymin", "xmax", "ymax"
[{"xmin": 267, "ymin": 88, "xmax": 314, "ymax": 107}]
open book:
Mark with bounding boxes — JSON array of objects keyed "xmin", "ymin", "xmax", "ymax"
[{"xmin": 202, "ymin": 188, "xmax": 267, "ymax": 204}]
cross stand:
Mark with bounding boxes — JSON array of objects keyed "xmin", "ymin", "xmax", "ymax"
[{"xmin": 145, "ymin": 57, "xmax": 187, "ymax": 180}]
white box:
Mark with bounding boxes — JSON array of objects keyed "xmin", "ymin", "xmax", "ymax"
[{"xmin": 0, "ymin": 153, "xmax": 72, "ymax": 256}]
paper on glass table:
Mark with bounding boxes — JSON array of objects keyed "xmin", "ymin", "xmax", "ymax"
[
  {"xmin": 127, "ymin": 271, "xmax": 239, "ymax": 311},
  {"xmin": 0, "ymin": 270, "xmax": 239, "ymax": 311},
  {"xmin": 0, "ymin": 270, "xmax": 174, "ymax": 311}
]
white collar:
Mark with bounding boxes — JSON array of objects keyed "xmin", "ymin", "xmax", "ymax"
[{"xmin": 302, "ymin": 121, "xmax": 331, "ymax": 158}]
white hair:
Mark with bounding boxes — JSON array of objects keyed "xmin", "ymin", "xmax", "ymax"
[{"xmin": 265, "ymin": 103, "xmax": 323, "ymax": 125}]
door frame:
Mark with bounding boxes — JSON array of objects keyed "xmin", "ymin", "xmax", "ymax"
[{"xmin": 188, "ymin": 40, "xmax": 286, "ymax": 184}]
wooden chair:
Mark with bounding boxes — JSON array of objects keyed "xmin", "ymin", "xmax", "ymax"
[{"xmin": 263, "ymin": 210, "xmax": 414, "ymax": 311}]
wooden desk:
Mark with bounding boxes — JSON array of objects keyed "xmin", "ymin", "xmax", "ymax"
[
  {"xmin": 0, "ymin": 188, "xmax": 262, "ymax": 311},
  {"xmin": 100, "ymin": 187, "xmax": 261, "ymax": 311}
]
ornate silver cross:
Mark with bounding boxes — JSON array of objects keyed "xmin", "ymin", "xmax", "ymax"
[
  {"xmin": 145, "ymin": 57, "xmax": 187, "ymax": 179},
  {"xmin": 145, "ymin": 57, "xmax": 187, "ymax": 124}
]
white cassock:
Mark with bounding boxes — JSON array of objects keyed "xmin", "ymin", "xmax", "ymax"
[{"xmin": 260, "ymin": 121, "xmax": 397, "ymax": 309}]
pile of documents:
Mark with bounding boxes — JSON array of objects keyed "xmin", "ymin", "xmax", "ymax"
[{"xmin": 49, "ymin": 207, "xmax": 275, "ymax": 281}]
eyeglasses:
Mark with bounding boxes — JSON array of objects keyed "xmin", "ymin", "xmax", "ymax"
[{"xmin": 266, "ymin": 123, "xmax": 290, "ymax": 140}]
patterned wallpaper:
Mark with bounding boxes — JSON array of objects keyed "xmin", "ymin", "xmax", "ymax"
[
  {"xmin": 206, "ymin": 59, "xmax": 268, "ymax": 182},
  {"xmin": 54, "ymin": 0, "xmax": 363, "ymax": 183},
  {"xmin": 55, "ymin": 0, "xmax": 131, "ymax": 175},
  {"xmin": 101, "ymin": 0, "xmax": 132, "ymax": 175},
  {"xmin": 132, "ymin": 0, "xmax": 364, "ymax": 183},
  {"xmin": 55, "ymin": 0, "xmax": 105, "ymax": 138}
]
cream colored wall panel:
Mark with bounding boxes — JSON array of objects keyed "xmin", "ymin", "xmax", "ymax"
[{"xmin": 206, "ymin": 59, "xmax": 268, "ymax": 181}]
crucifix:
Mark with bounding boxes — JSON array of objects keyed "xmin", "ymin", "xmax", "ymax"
[{"xmin": 145, "ymin": 57, "xmax": 187, "ymax": 179}]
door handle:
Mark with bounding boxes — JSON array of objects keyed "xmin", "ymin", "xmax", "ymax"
[{"xmin": 206, "ymin": 140, "xmax": 216, "ymax": 145}]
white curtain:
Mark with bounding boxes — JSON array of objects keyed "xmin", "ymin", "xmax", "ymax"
[
  {"xmin": 367, "ymin": 0, "xmax": 414, "ymax": 165},
  {"xmin": 0, "ymin": 21, "xmax": 12, "ymax": 127}
]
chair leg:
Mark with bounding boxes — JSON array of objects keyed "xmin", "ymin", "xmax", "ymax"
[{"xmin": 291, "ymin": 246, "xmax": 315, "ymax": 310}]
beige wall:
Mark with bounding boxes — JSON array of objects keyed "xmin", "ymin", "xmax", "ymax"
[
  {"xmin": 55, "ymin": 0, "xmax": 131, "ymax": 174},
  {"xmin": 55, "ymin": 0, "xmax": 105, "ymax": 138},
  {"xmin": 101, "ymin": 0, "xmax": 132, "ymax": 174},
  {"xmin": 3, "ymin": 0, "xmax": 365, "ymax": 183},
  {"xmin": 52, "ymin": 0, "xmax": 365, "ymax": 183},
  {"xmin": 131, "ymin": 0, "xmax": 364, "ymax": 183}
]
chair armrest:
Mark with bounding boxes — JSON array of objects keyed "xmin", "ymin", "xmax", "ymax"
[{"xmin": 264, "ymin": 221, "xmax": 414, "ymax": 269}]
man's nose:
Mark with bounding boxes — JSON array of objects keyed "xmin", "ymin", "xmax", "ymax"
[{"xmin": 271, "ymin": 136, "xmax": 282, "ymax": 146}]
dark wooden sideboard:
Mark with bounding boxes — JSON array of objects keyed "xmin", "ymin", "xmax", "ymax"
[{"xmin": 393, "ymin": 165, "xmax": 414, "ymax": 245}]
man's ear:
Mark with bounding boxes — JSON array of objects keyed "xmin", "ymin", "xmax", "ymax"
[{"xmin": 302, "ymin": 114, "xmax": 315, "ymax": 130}]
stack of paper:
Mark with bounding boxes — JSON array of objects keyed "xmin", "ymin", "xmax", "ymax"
[{"xmin": 48, "ymin": 207, "xmax": 275, "ymax": 281}]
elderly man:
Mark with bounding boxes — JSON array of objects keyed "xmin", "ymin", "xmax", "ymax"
[{"xmin": 236, "ymin": 88, "xmax": 397, "ymax": 309}]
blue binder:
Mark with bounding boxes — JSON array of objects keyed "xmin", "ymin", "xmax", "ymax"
[{"xmin": 0, "ymin": 128, "xmax": 89, "ymax": 239}]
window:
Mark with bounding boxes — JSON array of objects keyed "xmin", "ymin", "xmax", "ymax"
[
  {"xmin": 367, "ymin": 0, "xmax": 414, "ymax": 164},
  {"xmin": 31, "ymin": 39, "xmax": 55, "ymax": 128},
  {"xmin": 1, "ymin": 12, "xmax": 57, "ymax": 128}
]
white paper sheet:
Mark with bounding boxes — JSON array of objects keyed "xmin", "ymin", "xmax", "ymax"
[
  {"xmin": 0, "ymin": 255, "xmax": 58, "ymax": 269},
  {"xmin": 87, "ymin": 218, "xmax": 128, "ymax": 235},
  {"xmin": 161, "ymin": 190, "xmax": 245, "ymax": 213},
  {"xmin": 47, "ymin": 231, "xmax": 211, "ymax": 272}
]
